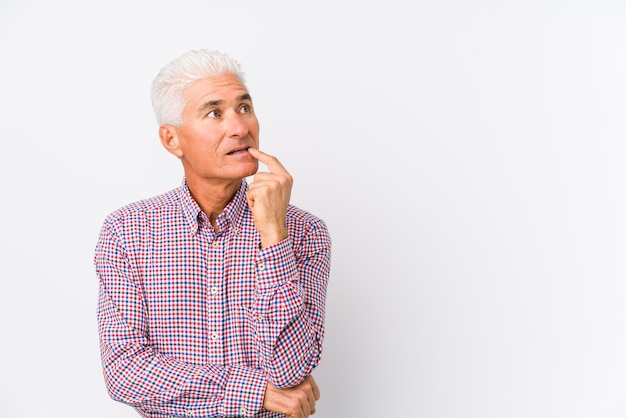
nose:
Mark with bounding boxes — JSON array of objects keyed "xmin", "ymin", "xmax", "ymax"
[{"xmin": 226, "ymin": 112, "xmax": 249, "ymax": 138}]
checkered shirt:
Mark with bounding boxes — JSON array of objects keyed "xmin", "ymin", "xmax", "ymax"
[{"xmin": 95, "ymin": 179, "xmax": 331, "ymax": 417}]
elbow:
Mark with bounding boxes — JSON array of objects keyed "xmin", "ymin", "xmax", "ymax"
[
  {"xmin": 101, "ymin": 358, "xmax": 138, "ymax": 405},
  {"xmin": 100, "ymin": 344, "xmax": 146, "ymax": 406},
  {"xmin": 267, "ymin": 344, "xmax": 322, "ymax": 388}
]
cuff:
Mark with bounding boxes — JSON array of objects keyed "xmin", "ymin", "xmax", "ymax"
[
  {"xmin": 219, "ymin": 366, "xmax": 267, "ymax": 417},
  {"xmin": 255, "ymin": 238, "xmax": 298, "ymax": 291}
]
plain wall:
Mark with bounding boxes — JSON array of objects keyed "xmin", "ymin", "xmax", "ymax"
[{"xmin": 1, "ymin": 1, "xmax": 625, "ymax": 417}]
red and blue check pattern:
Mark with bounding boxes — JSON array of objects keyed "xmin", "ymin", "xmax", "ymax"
[{"xmin": 95, "ymin": 180, "xmax": 331, "ymax": 417}]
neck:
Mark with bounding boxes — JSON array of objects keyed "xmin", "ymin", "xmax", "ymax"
[{"xmin": 185, "ymin": 176, "xmax": 243, "ymax": 228}]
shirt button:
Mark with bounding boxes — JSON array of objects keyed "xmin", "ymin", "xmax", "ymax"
[
  {"xmin": 211, "ymin": 241, "xmax": 219, "ymax": 248},
  {"xmin": 211, "ymin": 332, "xmax": 218, "ymax": 340},
  {"xmin": 239, "ymin": 407, "xmax": 247, "ymax": 415},
  {"xmin": 234, "ymin": 227, "xmax": 240, "ymax": 234},
  {"xmin": 186, "ymin": 410, "xmax": 194, "ymax": 417},
  {"xmin": 257, "ymin": 314, "xmax": 264, "ymax": 322},
  {"xmin": 211, "ymin": 286, "xmax": 218, "ymax": 295},
  {"xmin": 257, "ymin": 262, "xmax": 265, "ymax": 271}
]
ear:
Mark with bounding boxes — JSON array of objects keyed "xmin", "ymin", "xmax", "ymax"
[{"xmin": 159, "ymin": 125, "xmax": 184, "ymax": 158}]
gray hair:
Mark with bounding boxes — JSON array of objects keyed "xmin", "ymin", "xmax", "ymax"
[{"xmin": 150, "ymin": 49, "xmax": 247, "ymax": 127}]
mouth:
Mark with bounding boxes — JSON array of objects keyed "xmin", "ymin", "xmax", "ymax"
[{"xmin": 226, "ymin": 146, "xmax": 250, "ymax": 156}]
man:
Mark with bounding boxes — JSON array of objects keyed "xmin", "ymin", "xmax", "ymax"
[{"xmin": 95, "ymin": 49, "xmax": 331, "ymax": 418}]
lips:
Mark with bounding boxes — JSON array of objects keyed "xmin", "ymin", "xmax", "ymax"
[{"xmin": 226, "ymin": 146, "xmax": 250, "ymax": 155}]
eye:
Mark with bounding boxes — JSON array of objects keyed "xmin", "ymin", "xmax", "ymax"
[
  {"xmin": 207, "ymin": 109, "xmax": 221, "ymax": 118},
  {"xmin": 239, "ymin": 104, "xmax": 252, "ymax": 114}
]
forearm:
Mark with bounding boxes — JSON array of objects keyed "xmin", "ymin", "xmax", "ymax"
[
  {"xmin": 252, "ymin": 227, "xmax": 331, "ymax": 388},
  {"xmin": 98, "ymin": 286, "xmax": 266, "ymax": 417}
]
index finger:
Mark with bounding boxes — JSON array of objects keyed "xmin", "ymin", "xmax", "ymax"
[{"xmin": 247, "ymin": 147, "xmax": 288, "ymax": 174}]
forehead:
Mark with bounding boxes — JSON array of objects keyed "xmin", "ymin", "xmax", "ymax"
[{"xmin": 184, "ymin": 73, "xmax": 249, "ymax": 106}]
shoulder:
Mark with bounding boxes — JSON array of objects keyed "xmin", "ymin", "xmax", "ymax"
[
  {"xmin": 102, "ymin": 187, "xmax": 180, "ymax": 228},
  {"xmin": 287, "ymin": 205, "xmax": 325, "ymax": 226},
  {"xmin": 286, "ymin": 205, "xmax": 331, "ymax": 247}
]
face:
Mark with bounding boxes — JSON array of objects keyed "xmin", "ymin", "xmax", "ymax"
[{"xmin": 160, "ymin": 73, "xmax": 260, "ymax": 188}]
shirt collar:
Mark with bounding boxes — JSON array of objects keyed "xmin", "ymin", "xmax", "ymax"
[
  {"xmin": 218, "ymin": 179, "xmax": 249, "ymax": 232},
  {"xmin": 177, "ymin": 178, "xmax": 249, "ymax": 236}
]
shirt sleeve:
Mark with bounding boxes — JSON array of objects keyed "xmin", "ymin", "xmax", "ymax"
[
  {"xmin": 251, "ymin": 217, "xmax": 332, "ymax": 388},
  {"xmin": 95, "ymin": 220, "xmax": 267, "ymax": 417}
]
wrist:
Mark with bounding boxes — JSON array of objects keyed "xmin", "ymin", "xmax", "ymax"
[{"xmin": 259, "ymin": 228, "xmax": 287, "ymax": 248}]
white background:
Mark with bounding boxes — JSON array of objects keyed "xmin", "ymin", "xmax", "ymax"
[{"xmin": 1, "ymin": 1, "xmax": 625, "ymax": 417}]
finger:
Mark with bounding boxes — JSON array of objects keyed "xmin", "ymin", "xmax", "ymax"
[
  {"xmin": 249, "ymin": 172, "xmax": 275, "ymax": 183},
  {"xmin": 302, "ymin": 396, "xmax": 313, "ymax": 418},
  {"xmin": 308, "ymin": 376, "xmax": 320, "ymax": 400},
  {"xmin": 247, "ymin": 147, "xmax": 288, "ymax": 175},
  {"xmin": 307, "ymin": 392, "xmax": 316, "ymax": 415}
]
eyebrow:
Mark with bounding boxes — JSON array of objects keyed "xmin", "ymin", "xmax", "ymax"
[{"xmin": 197, "ymin": 94, "xmax": 252, "ymax": 115}]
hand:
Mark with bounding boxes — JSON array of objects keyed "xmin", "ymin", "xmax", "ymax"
[
  {"xmin": 262, "ymin": 375, "xmax": 320, "ymax": 418},
  {"xmin": 246, "ymin": 148, "xmax": 293, "ymax": 248}
]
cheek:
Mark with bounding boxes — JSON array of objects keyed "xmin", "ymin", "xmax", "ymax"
[
  {"xmin": 188, "ymin": 127, "xmax": 219, "ymax": 148},
  {"xmin": 250, "ymin": 121, "xmax": 260, "ymax": 142}
]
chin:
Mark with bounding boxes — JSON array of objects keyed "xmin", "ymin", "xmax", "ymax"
[
  {"xmin": 231, "ymin": 163, "xmax": 258, "ymax": 180},
  {"xmin": 244, "ymin": 161, "xmax": 259, "ymax": 177}
]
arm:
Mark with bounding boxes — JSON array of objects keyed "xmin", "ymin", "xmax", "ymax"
[
  {"xmin": 252, "ymin": 220, "xmax": 331, "ymax": 387},
  {"xmin": 246, "ymin": 148, "xmax": 331, "ymax": 416},
  {"xmin": 95, "ymin": 221, "xmax": 266, "ymax": 417},
  {"xmin": 253, "ymin": 223, "xmax": 330, "ymax": 417}
]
